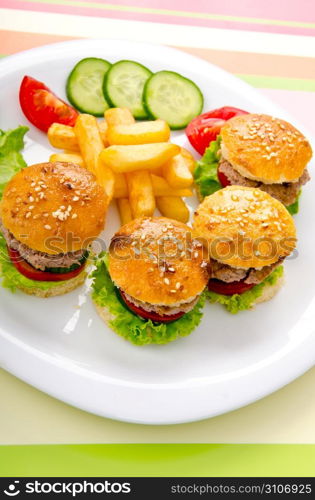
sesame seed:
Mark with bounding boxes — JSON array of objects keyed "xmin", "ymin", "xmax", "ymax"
[
  {"xmin": 31, "ymin": 182, "xmax": 36, "ymax": 187},
  {"xmin": 29, "ymin": 196, "xmax": 34, "ymax": 202},
  {"xmin": 168, "ymin": 267, "xmax": 175, "ymax": 272},
  {"xmin": 71, "ymin": 214, "xmax": 78, "ymax": 219},
  {"xmin": 238, "ymin": 230, "xmax": 245, "ymax": 236},
  {"xmin": 265, "ymin": 146, "xmax": 271, "ymax": 152},
  {"xmin": 176, "ymin": 282, "xmax": 181, "ymax": 289},
  {"xmin": 164, "ymin": 278, "xmax": 170, "ymax": 285},
  {"xmin": 67, "ymin": 205, "xmax": 72, "ymax": 212},
  {"xmin": 44, "ymin": 225, "xmax": 51, "ymax": 230},
  {"xmin": 72, "ymin": 196, "xmax": 79, "ymax": 202},
  {"xmin": 29, "ymin": 205, "xmax": 34, "ymax": 210},
  {"xmin": 131, "ymin": 241, "xmax": 137, "ymax": 246},
  {"xmin": 262, "ymin": 222, "xmax": 269, "ymax": 227},
  {"xmin": 170, "ymin": 290, "xmax": 177, "ymax": 293},
  {"xmin": 180, "ymin": 251, "xmax": 185, "ymax": 258},
  {"xmin": 200, "ymin": 262, "xmax": 208, "ymax": 268},
  {"xmin": 34, "ymin": 187, "xmax": 41, "ymax": 192},
  {"xmin": 162, "ymin": 227, "xmax": 167, "ymax": 233},
  {"xmin": 141, "ymin": 234, "xmax": 146, "ymax": 240},
  {"xmin": 25, "ymin": 212, "xmax": 32, "ymax": 218},
  {"xmin": 194, "ymin": 252, "xmax": 199, "ymax": 258},
  {"xmin": 43, "ymin": 213, "xmax": 49, "ymax": 217}
]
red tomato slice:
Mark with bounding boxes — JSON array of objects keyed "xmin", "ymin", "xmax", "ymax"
[
  {"xmin": 217, "ymin": 166, "xmax": 231, "ymax": 188},
  {"xmin": 120, "ymin": 290, "xmax": 185, "ymax": 323},
  {"xmin": 8, "ymin": 247, "xmax": 85, "ymax": 282},
  {"xmin": 185, "ymin": 106, "xmax": 249, "ymax": 155},
  {"xmin": 208, "ymin": 278, "xmax": 255, "ymax": 296},
  {"xmin": 19, "ymin": 76, "xmax": 79, "ymax": 132}
]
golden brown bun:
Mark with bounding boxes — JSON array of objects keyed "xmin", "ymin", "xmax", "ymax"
[
  {"xmin": 0, "ymin": 162, "xmax": 107, "ymax": 254},
  {"xmin": 109, "ymin": 217, "xmax": 209, "ymax": 305},
  {"xmin": 193, "ymin": 186, "xmax": 296, "ymax": 269},
  {"xmin": 221, "ymin": 114, "xmax": 312, "ymax": 183}
]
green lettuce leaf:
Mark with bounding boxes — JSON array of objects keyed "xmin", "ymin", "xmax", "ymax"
[
  {"xmin": 206, "ymin": 265, "xmax": 284, "ymax": 314},
  {"xmin": 0, "ymin": 232, "xmax": 74, "ymax": 292},
  {"xmin": 287, "ymin": 191, "xmax": 301, "ymax": 215},
  {"xmin": 193, "ymin": 136, "xmax": 221, "ymax": 198},
  {"xmin": 0, "ymin": 126, "xmax": 29, "ymax": 199},
  {"xmin": 91, "ymin": 253, "xmax": 205, "ymax": 345}
]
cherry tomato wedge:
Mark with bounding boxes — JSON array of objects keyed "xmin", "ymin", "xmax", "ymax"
[
  {"xmin": 208, "ymin": 278, "xmax": 255, "ymax": 296},
  {"xmin": 19, "ymin": 76, "xmax": 79, "ymax": 132},
  {"xmin": 8, "ymin": 247, "xmax": 85, "ymax": 282},
  {"xmin": 120, "ymin": 290, "xmax": 185, "ymax": 323},
  {"xmin": 217, "ymin": 166, "xmax": 231, "ymax": 188},
  {"xmin": 186, "ymin": 106, "xmax": 249, "ymax": 155}
]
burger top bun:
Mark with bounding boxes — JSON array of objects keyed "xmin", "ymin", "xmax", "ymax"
[
  {"xmin": 0, "ymin": 162, "xmax": 107, "ymax": 254},
  {"xmin": 193, "ymin": 186, "xmax": 296, "ymax": 269},
  {"xmin": 220, "ymin": 114, "xmax": 312, "ymax": 184},
  {"xmin": 109, "ymin": 217, "xmax": 209, "ymax": 305}
]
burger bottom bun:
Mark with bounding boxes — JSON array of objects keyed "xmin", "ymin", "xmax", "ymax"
[
  {"xmin": 251, "ymin": 274, "xmax": 284, "ymax": 308},
  {"xmin": 9, "ymin": 269, "xmax": 87, "ymax": 298}
]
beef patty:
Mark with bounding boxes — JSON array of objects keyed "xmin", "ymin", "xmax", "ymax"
[
  {"xmin": 0, "ymin": 218, "xmax": 86, "ymax": 271},
  {"xmin": 218, "ymin": 158, "xmax": 310, "ymax": 206},
  {"xmin": 211, "ymin": 258, "xmax": 283, "ymax": 285}
]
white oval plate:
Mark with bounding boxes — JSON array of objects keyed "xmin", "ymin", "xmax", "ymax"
[{"xmin": 0, "ymin": 39, "xmax": 314, "ymax": 425}]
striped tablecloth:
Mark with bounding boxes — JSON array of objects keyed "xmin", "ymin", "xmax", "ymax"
[{"xmin": 0, "ymin": 0, "xmax": 314, "ymax": 444}]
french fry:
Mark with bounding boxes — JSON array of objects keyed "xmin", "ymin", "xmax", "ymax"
[
  {"xmin": 127, "ymin": 170, "xmax": 155, "ymax": 218},
  {"xmin": 95, "ymin": 158, "xmax": 115, "ymax": 201},
  {"xmin": 99, "ymin": 143, "xmax": 180, "ymax": 174},
  {"xmin": 151, "ymin": 174, "xmax": 193, "ymax": 197},
  {"xmin": 75, "ymin": 114, "xmax": 115, "ymax": 202},
  {"xmin": 162, "ymin": 151, "xmax": 194, "ymax": 188},
  {"xmin": 181, "ymin": 147, "xmax": 196, "ymax": 173},
  {"xmin": 49, "ymin": 153, "xmax": 85, "ymax": 168},
  {"xmin": 98, "ymin": 120, "xmax": 109, "ymax": 146},
  {"xmin": 113, "ymin": 173, "xmax": 128, "ymax": 198},
  {"xmin": 48, "ymin": 123, "xmax": 80, "ymax": 151},
  {"xmin": 156, "ymin": 196, "xmax": 190, "ymax": 223},
  {"xmin": 48, "ymin": 121, "xmax": 108, "ymax": 151},
  {"xmin": 105, "ymin": 107, "xmax": 135, "ymax": 126},
  {"xmin": 117, "ymin": 198, "xmax": 133, "ymax": 225},
  {"xmin": 107, "ymin": 119, "xmax": 170, "ymax": 145},
  {"xmin": 74, "ymin": 114, "xmax": 104, "ymax": 174}
]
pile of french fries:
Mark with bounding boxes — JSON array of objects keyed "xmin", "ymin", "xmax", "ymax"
[{"xmin": 47, "ymin": 107, "xmax": 195, "ymax": 224}]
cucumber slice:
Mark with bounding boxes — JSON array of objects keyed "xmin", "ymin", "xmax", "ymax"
[
  {"xmin": 143, "ymin": 70, "xmax": 204, "ymax": 129},
  {"xmin": 104, "ymin": 60, "xmax": 152, "ymax": 119},
  {"xmin": 66, "ymin": 57, "xmax": 111, "ymax": 116}
]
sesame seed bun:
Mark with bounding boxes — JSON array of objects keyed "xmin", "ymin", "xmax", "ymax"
[
  {"xmin": 193, "ymin": 186, "xmax": 296, "ymax": 269},
  {"xmin": 108, "ymin": 217, "xmax": 209, "ymax": 305},
  {"xmin": 0, "ymin": 162, "xmax": 107, "ymax": 254},
  {"xmin": 220, "ymin": 114, "xmax": 312, "ymax": 184}
]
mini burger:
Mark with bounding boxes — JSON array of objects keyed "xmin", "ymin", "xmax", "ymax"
[
  {"xmin": 0, "ymin": 162, "xmax": 107, "ymax": 297},
  {"xmin": 218, "ymin": 114, "xmax": 312, "ymax": 210},
  {"xmin": 91, "ymin": 217, "xmax": 209, "ymax": 345},
  {"xmin": 193, "ymin": 186, "xmax": 296, "ymax": 313},
  {"xmin": 194, "ymin": 113, "xmax": 312, "ymax": 214}
]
